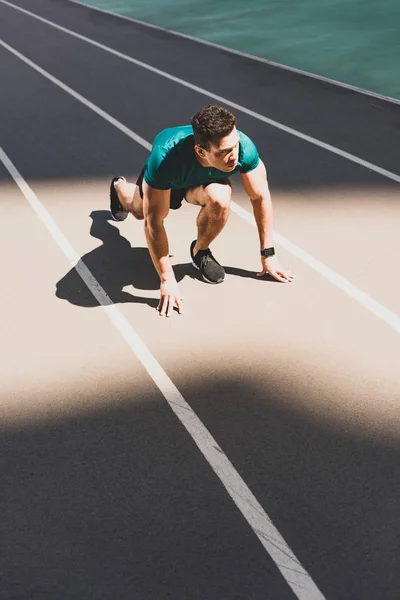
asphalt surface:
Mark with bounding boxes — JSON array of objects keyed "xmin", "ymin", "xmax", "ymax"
[{"xmin": 0, "ymin": 1, "xmax": 400, "ymax": 599}]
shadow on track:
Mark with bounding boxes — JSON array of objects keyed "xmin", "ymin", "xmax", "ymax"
[
  {"xmin": 55, "ymin": 210, "xmax": 193, "ymax": 308},
  {"xmin": 224, "ymin": 266, "xmax": 279, "ymax": 283},
  {"xmin": 1, "ymin": 377, "xmax": 399, "ymax": 599},
  {"xmin": 55, "ymin": 210, "xmax": 278, "ymax": 308}
]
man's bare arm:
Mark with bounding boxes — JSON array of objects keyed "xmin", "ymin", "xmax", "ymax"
[
  {"xmin": 143, "ymin": 181, "xmax": 183, "ymax": 315},
  {"xmin": 240, "ymin": 160, "xmax": 274, "ymax": 250},
  {"xmin": 143, "ymin": 181, "xmax": 173, "ymax": 280},
  {"xmin": 240, "ymin": 161, "xmax": 294, "ymax": 283}
]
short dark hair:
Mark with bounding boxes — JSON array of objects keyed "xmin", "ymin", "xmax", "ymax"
[{"xmin": 191, "ymin": 105, "xmax": 236, "ymax": 150}]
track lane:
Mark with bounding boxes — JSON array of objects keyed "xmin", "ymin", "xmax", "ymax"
[
  {"xmin": 1, "ymin": 2, "xmax": 400, "ymax": 599},
  {"xmin": 1, "ymin": 0, "xmax": 400, "ymax": 175},
  {"xmin": 1, "ymin": 18, "xmax": 399, "ymax": 317},
  {"xmin": 0, "ymin": 100, "xmax": 300, "ymax": 600}
]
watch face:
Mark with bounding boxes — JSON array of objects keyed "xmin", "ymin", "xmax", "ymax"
[{"xmin": 262, "ymin": 248, "xmax": 275, "ymax": 257}]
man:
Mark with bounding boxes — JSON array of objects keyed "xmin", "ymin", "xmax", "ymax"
[{"xmin": 110, "ymin": 104, "xmax": 294, "ymax": 317}]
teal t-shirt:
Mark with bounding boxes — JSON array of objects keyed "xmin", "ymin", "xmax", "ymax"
[{"xmin": 143, "ymin": 125, "xmax": 259, "ymax": 190}]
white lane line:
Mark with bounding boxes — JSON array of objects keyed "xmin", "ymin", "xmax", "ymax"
[
  {"xmin": 0, "ymin": 40, "xmax": 151, "ymax": 151},
  {"xmin": 1, "ymin": 0, "xmax": 400, "ymax": 184},
  {"xmin": 231, "ymin": 204, "xmax": 400, "ymax": 334},
  {"xmin": 0, "ymin": 143, "xmax": 327, "ymax": 600},
  {"xmin": 68, "ymin": 0, "xmax": 400, "ymax": 107},
  {"xmin": 2, "ymin": 38, "xmax": 400, "ymax": 337}
]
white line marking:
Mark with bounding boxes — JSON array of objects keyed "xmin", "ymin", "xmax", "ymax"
[
  {"xmin": 68, "ymin": 0, "xmax": 400, "ymax": 106},
  {"xmin": 1, "ymin": 0, "xmax": 400, "ymax": 184},
  {"xmin": 2, "ymin": 38, "xmax": 400, "ymax": 337},
  {"xmin": 231, "ymin": 204, "xmax": 400, "ymax": 334},
  {"xmin": 0, "ymin": 40, "xmax": 151, "ymax": 151},
  {"xmin": 0, "ymin": 143, "xmax": 327, "ymax": 600}
]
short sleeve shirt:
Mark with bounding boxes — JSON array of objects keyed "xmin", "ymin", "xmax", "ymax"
[{"xmin": 143, "ymin": 125, "xmax": 259, "ymax": 190}]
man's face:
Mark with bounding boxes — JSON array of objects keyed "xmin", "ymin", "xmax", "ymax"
[{"xmin": 196, "ymin": 127, "xmax": 240, "ymax": 172}]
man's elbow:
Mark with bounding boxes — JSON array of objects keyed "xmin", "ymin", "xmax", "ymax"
[{"xmin": 250, "ymin": 193, "xmax": 266, "ymax": 204}]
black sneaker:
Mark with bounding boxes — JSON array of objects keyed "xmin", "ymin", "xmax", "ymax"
[
  {"xmin": 110, "ymin": 176, "xmax": 129, "ymax": 221},
  {"xmin": 190, "ymin": 240, "xmax": 226, "ymax": 284}
]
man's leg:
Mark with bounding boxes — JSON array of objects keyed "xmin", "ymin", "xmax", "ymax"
[
  {"xmin": 186, "ymin": 181, "xmax": 231, "ymax": 283},
  {"xmin": 113, "ymin": 177, "xmax": 144, "ymax": 220},
  {"xmin": 186, "ymin": 180, "xmax": 231, "ymax": 256}
]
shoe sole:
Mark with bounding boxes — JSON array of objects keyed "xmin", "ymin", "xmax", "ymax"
[
  {"xmin": 110, "ymin": 176, "xmax": 129, "ymax": 221},
  {"xmin": 110, "ymin": 211, "xmax": 129, "ymax": 222},
  {"xmin": 191, "ymin": 260, "xmax": 226, "ymax": 284}
]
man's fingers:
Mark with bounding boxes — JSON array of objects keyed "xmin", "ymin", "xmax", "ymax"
[
  {"xmin": 258, "ymin": 267, "xmax": 295, "ymax": 282},
  {"xmin": 278, "ymin": 272, "xmax": 295, "ymax": 282},
  {"xmin": 166, "ymin": 296, "xmax": 184, "ymax": 317},
  {"xmin": 258, "ymin": 268, "xmax": 284, "ymax": 281},
  {"xmin": 166, "ymin": 296, "xmax": 174, "ymax": 317},
  {"xmin": 159, "ymin": 294, "xmax": 172, "ymax": 316},
  {"xmin": 278, "ymin": 270, "xmax": 295, "ymax": 282},
  {"xmin": 175, "ymin": 296, "xmax": 184, "ymax": 314},
  {"xmin": 158, "ymin": 295, "xmax": 168, "ymax": 316},
  {"xmin": 158, "ymin": 295, "xmax": 184, "ymax": 317},
  {"xmin": 272, "ymin": 272, "xmax": 287, "ymax": 282},
  {"xmin": 266, "ymin": 269, "xmax": 289, "ymax": 283}
]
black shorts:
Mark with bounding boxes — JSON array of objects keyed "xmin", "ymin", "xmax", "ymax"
[
  {"xmin": 136, "ymin": 170, "xmax": 231, "ymax": 211},
  {"xmin": 136, "ymin": 170, "xmax": 186, "ymax": 210}
]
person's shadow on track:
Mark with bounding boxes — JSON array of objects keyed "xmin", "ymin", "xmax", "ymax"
[
  {"xmin": 224, "ymin": 266, "xmax": 277, "ymax": 283},
  {"xmin": 55, "ymin": 210, "xmax": 192, "ymax": 308}
]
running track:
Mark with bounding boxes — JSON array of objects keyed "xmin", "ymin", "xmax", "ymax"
[{"xmin": 0, "ymin": 1, "xmax": 399, "ymax": 598}]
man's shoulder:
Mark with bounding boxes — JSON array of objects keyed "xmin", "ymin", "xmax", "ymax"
[
  {"xmin": 144, "ymin": 125, "xmax": 194, "ymax": 189},
  {"xmin": 237, "ymin": 130, "xmax": 260, "ymax": 173},
  {"xmin": 238, "ymin": 129, "xmax": 257, "ymax": 149},
  {"xmin": 152, "ymin": 125, "xmax": 194, "ymax": 151}
]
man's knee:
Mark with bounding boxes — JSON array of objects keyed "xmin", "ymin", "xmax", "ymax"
[
  {"xmin": 121, "ymin": 198, "xmax": 144, "ymax": 220},
  {"xmin": 130, "ymin": 186, "xmax": 144, "ymax": 219},
  {"xmin": 204, "ymin": 182, "xmax": 231, "ymax": 211},
  {"xmin": 131, "ymin": 207, "xmax": 144, "ymax": 220}
]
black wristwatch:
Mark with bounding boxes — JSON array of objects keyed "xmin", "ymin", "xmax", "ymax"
[{"xmin": 260, "ymin": 247, "xmax": 275, "ymax": 257}]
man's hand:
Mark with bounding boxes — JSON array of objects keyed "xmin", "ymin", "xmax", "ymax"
[
  {"xmin": 257, "ymin": 255, "xmax": 295, "ymax": 283},
  {"xmin": 158, "ymin": 280, "xmax": 184, "ymax": 317}
]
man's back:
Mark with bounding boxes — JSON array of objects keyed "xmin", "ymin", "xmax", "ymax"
[{"xmin": 144, "ymin": 125, "xmax": 259, "ymax": 190}]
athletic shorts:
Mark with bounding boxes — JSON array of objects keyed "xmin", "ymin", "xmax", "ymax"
[
  {"xmin": 136, "ymin": 169, "xmax": 231, "ymax": 210},
  {"xmin": 136, "ymin": 170, "xmax": 187, "ymax": 210}
]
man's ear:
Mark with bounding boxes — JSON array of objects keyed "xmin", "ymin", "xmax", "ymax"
[{"xmin": 194, "ymin": 144, "xmax": 205, "ymax": 157}]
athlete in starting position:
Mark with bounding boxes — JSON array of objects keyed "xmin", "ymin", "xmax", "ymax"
[{"xmin": 109, "ymin": 104, "xmax": 294, "ymax": 316}]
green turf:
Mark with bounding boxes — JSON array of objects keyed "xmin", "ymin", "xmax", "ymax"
[{"xmin": 80, "ymin": 0, "xmax": 400, "ymax": 100}]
